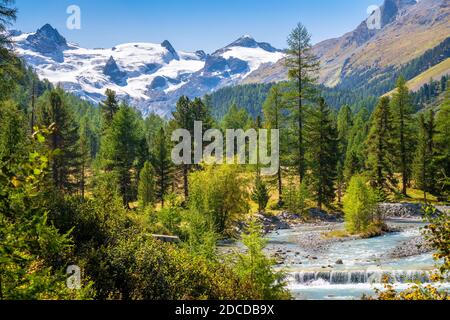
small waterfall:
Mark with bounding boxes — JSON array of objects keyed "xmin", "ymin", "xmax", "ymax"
[{"xmin": 294, "ymin": 270, "xmax": 431, "ymax": 285}]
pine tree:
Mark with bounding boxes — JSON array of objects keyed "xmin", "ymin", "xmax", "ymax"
[
  {"xmin": 78, "ymin": 116, "xmax": 93, "ymax": 199},
  {"xmin": 412, "ymin": 111, "xmax": 437, "ymax": 202},
  {"xmin": 344, "ymin": 108, "xmax": 369, "ymax": 181},
  {"xmin": 221, "ymin": 103, "xmax": 252, "ymax": 130},
  {"xmin": 36, "ymin": 88, "xmax": 80, "ymax": 192},
  {"xmin": 285, "ymin": 22, "xmax": 319, "ymax": 183},
  {"xmin": 366, "ymin": 97, "xmax": 396, "ymax": 192},
  {"xmin": 101, "ymin": 103, "xmax": 141, "ymax": 206},
  {"xmin": 0, "ymin": 0, "xmax": 16, "ymax": 49},
  {"xmin": 172, "ymin": 96, "xmax": 213, "ymax": 202},
  {"xmin": 0, "ymin": 100, "xmax": 26, "ymax": 160},
  {"xmin": 101, "ymin": 89, "xmax": 119, "ymax": 125},
  {"xmin": 138, "ymin": 161, "xmax": 156, "ymax": 208},
  {"xmin": 435, "ymin": 86, "xmax": 450, "ymax": 198},
  {"xmin": 391, "ymin": 77, "xmax": 416, "ymax": 196},
  {"xmin": 307, "ymin": 98, "xmax": 338, "ymax": 210},
  {"xmin": 151, "ymin": 127, "xmax": 172, "ymax": 208},
  {"xmin": 263, "ymin": 84, "xmax": 287, "ymax": 206},
  {"xmin": 336, "ymin": 105, "xmax": 353, "ymax": 203}
]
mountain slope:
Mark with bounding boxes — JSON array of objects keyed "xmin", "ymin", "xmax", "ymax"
[
  {"xmin": 12, "ymin": 27, "xmax": 284, "ymax": 117},
  {"xmin": 244, "ymin": 0, "xmax": 450, "ymax": 93}
]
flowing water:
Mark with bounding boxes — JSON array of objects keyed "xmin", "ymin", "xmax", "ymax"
[{"xmin": 265, "ymin": 219, "xmax": 449, "ymax": 300}]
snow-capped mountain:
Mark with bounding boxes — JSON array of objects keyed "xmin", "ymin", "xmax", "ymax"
[{"xmin": 12, "ymin": 24, "xmax": 284, "ymax": 117}]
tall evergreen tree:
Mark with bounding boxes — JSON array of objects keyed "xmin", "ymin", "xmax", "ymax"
[
  {"xmin": 307, "ymin": 98, "xmax": 338, "ymax": 210},
  {"xmin": 138, "ymin": 161, "xmax": 156, "ymax": 208},
  {"xmin": 151, "ymin": 127, "xmax": 173, "ymax": 208},
  {"xmin": 172, "ymin": 96, "xmax": 213, "ymax": 202},
  {"xmin": 36, "ymin": 88, "xmax": 80, "ymax": 192},
  {"xmin": 101, "ymin": 89, "xmax": 119, "ymax": 126},
  {"xmin": 78, "ymin": 116, "xmax": 93, "ymax": 199},
  {"xmin": 263, "ymin": 84, "xmax": 287, "ymax": 206},
  {"xmin": 285, "ymin": 22, "xmax": 319, "ymax": 183},
  {"xmin": 101, "ymin": 103, "xmax": 141, "ymax": 206},
  {"xmin": 336, "ymin": 105, "xmax": 353, "ymax": 202},
  {"xmin": 391, "ymin": 77, "xmax": 415, "ymax": 196},
  {"xmin": 0, "ymin": 0, "xmax": 16, "ymax": 48},
  {"xmin": 435, "ymin": 85, "xmax": 450, "ymax": 198},
  {"xmin": 412, "ymin": 111, "xmax": 437, "ymax": 202},
  {"xmin": 344, "ymin": 108, "xmax": 369, "ymax": 181},
  {"xmin": 366, "ymin": 97, "xmax": 396, "ymax": 192}
]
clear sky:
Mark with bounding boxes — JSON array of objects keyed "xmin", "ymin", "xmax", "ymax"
[{"xmin": 13, "ymin": 0, "xmax": 384, "ymax": 52}]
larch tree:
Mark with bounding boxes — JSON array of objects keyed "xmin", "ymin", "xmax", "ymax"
[
  {"xmin": 263, "ymin": 84, "xmax": 287, "ymax": 206},
  {"xmin": 391, "ymin": 77, "xmax": 416, "ymax": 196},
  {"xmin": 285, "ymin": 22, "xmax": 319, "ymax": 183}
]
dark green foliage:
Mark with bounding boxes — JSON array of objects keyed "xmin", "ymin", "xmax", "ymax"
[
  {"xmin": 100, "ymin": 89, "xmax": 119, "ymax": 125},
  {"xmin": 366, "ymin": 97, "xmax": 396, "ymax": 192},
  {"xmin": 36, "ymin": 88, "xmax": 81, "ymax": 192},
  {"xmin": 412, "ymin": 111, "xmax": 437, "ymax": 201},
  {"xmin": 344, "ymin": 108, "xmax": 370, "ymax": 181},
  {"xmin": 391, "ymin": 77, "xmax": 416, "ymax": 195},
  {"xmin": 307, "ymin": 98, "xmax": 338, "ymax": 209},
  {"xmin": 151, "ymin": 128, "xmax": 173, "ymax": 207},
  {"xmin": 207, "ymin": 83, "xmax": 273, "ymax": 120},
  {"xmin": 435, "ymin": 86, "xmax": 450, "ymax": 198},
  {"xmin": 100, "ymin": 103, "xmax": 143, "ymax": 205}
]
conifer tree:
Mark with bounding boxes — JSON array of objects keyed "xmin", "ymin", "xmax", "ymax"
[
  {"xmin": 391, "ymin": 77, "xmax": 415, "ymax": 195},
  {"xmin": 285, "ymin": 22, "xmax": 319, "ymax": 183},
  {"xmin": 0, "ymin": 0, "xmax": 16, "ymax": 49},
  {"xmin": 307, "ymin": 98, "xmax": 338, "ymax": 210},
  {"xmin": 151, "ymin": 127, "xmax": 173, "ymax": 208},
  {"xmin": 138, "ymin": 161, "xmax": 156, "ymax": 208},
  {"xmin": 78, "ymin": 116, "xmax": 93, "ymax": 199},
  {"xmin": 366, "ymin": 97, "xmax": 396, "ymax": 192},
  {"xmin": 101, "ymin": 103, "xmax": 141, "ymax": 206},
  {"xmin": 172, "ymin": 96, "xmax": 212, "ymax": 202},
  {"xmin": 36, "ymin": 88, "xmax": 80, "ymax": 192},
  {"xmin": 101, "ymin": 89, "xmax": 119, "ymax": 125},
  {"xmin": 336, "ymin": 105, "xmax": 353, "ymax": 202},
  {"xmin": 344, "ymin": 108, "xmax": 370, "ymax": 181},
  {"xmin": 263, "ymin": 84, "xmax": 287, "ymax": 206},
  {"xmin": 434, "ymin": 86, "xmax": 450, "ymax": 198},
  {"xmin": 413, "ymin": 111, "xmax": 437, "ymax": 202}
]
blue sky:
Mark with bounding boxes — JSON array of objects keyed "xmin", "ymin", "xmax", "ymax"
[{"xmin": 13, "ymin": 0, "xmax": 384, "ymax": 52}]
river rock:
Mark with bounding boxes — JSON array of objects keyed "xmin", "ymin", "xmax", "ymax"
[{"xmin": 335, "ymin": 259, "xmax": 343, "ymax": 265}]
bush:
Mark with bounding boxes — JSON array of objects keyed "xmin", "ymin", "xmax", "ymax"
[
  {"xmin": 343, "ymin": 175, "xmax": 379, "ymax": 234},
  {"xmin": 251, "ymin": 175, "xmax": 270, "ymax": 213},
  {"xmin": 189, "ymin": 164, "xmax": 249, "ymax": 237},
  {"xmin": 284, "ymin": 178, "xmax": 309, "ymax": 216},
  {"xmin": 234, "ymin": 220, "xmax": 291, "ymax": 300},
  {"xmin": 102, "ymin": 233, "xmax": 258, "ymax": 300}
]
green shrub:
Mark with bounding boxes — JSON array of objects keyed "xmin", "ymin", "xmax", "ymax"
[{"xmin": 343, "ymin": 175, "xmax": 379, "ymax": 234}]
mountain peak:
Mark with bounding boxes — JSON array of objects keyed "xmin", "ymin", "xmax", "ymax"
[
  {"xmin": 25, "ymin": 24, "xmax": 68, "ymax": 62},
  {"xmin": 103, "ymin": 56, "xmax": 126, "ymax": 85},
  {"xmin": 227, "ymin": 35, "xmax": 259, "ymax": 48},
  {"xmin": 33, "ymin": 24, "xmax": 67, "ymax": 46},
  {"xmin": 161, "ymin": 40, "xmax": 179, "ymax": 59}
]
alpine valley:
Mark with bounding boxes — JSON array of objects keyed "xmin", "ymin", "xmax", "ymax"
[{"xmin": 10, "ymin": 0, "xmax": 450, "ymax": 117}]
